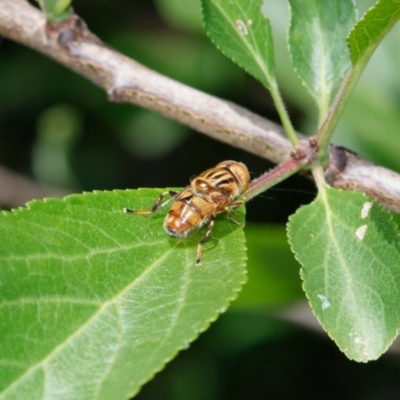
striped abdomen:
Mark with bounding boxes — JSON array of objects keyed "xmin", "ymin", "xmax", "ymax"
[{"xmin": 164, "ymin": 189, "xmax": 216, "ymax": 238}]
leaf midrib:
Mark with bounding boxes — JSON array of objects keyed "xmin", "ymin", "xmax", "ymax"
[{"xmin": 0, "ymin": 243, "xmax": 181, "ymax": 398}]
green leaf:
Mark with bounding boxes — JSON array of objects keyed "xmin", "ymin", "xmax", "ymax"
[
  {"xmin": 287, "ymin": 0, "xmax": 357, "ymax": 120},
  {"xmin": 0, "ymin": 189, "xmax": 247, "ymax": 399},
  {"xmin": 287, "ymin": 186, "xmax": 400, "ymax": 362},
  {"xmin": 347, "ymin": 0, "xmax": 400, "ymax": 67},
  {"xmin": 314, "ymin": 0, "xmax": 400, "ymax": 161},
  {"xmin": 201, "ymin": 0, "xmax": 276, "ymax": 90},
  {"xmin": 201, "ymin": 0, "xmax": 299, "ymax": 145}
]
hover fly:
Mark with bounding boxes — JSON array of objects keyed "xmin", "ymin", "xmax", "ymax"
[{"xmin": 124, "ymin": 160, "xmax": 250, "ymax": 266}]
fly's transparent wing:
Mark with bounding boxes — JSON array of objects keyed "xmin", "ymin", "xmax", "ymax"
[{"xmin": 124, "ymin": 189, "xmax": 182, "ymax": 218}]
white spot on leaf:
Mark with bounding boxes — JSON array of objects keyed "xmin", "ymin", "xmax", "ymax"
[
  {"xmin": 356, "ymin": 225, "xmax": 368, "ymax": 240},
  {"xmin": 247, "ymin": 19, "xmax": 253, "ymax": 26},
  {"xmin": 354, "ymin": 336, "xmax": 363, "ymax": 344},
  {"xmin": 361, "ymin": 202, "xmax": 373, "ymax": 219},
  {"xmin": 350, "ymin": 332, "xmax": 365, "ymax": 347},
  {"xmin": 317, "ymin": 294, "xmax": 331, "ymax": 310},
  {"xmin": 236, "ymin": 19, "xmax": 248, "ymax": 35}
]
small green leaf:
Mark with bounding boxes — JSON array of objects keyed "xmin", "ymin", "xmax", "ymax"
[
  {"xmin": 201, "ymin": 0, "xmax": 299, "ymax": 145},
  {"xmin": 287, "ymin": 0, "xmax": 357, "ymax": 120},
  {"xmin": 347, "ymin": 0, "xmax": 400, "ymax": 67},
  {"xmin": 201, "ymin": 0, "xmax": 276, "ymax": 90},
  {"xmin": 287, "ymin": 186, "xmax": 400, "ymax": 362},
  {"xmin": 314, "ymin": 0, "xmax": 400, "ymax": 161},
  {"xmin": 0, "ymin": 189, "xmax": 247, "ymax": 399}
]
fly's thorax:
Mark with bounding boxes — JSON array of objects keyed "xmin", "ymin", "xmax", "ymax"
[
  {"xmin": 197, "ymin": 161, "xmax": 250, "ymax": 198},
  {"xmin": 215, "ymin": 160, "xmax": 250, "ymax": 194}
]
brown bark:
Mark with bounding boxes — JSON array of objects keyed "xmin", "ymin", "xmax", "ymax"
[{"xmin": 1, "ymin": 0, "xmax": 400, "ymax": 212}]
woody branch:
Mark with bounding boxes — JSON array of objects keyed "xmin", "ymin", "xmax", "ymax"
[{"xmin": 1, "ymin": 0, "xmax": 400, "ymax": 213}]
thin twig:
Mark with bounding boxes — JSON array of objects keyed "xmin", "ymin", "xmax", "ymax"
[
  {"xmin": 0, "ymin": 165, "xmax": 70, "ymax": 207},
  {"xmin": 1, "ymin": 0, "xmax": 400, "ymax": 213}
]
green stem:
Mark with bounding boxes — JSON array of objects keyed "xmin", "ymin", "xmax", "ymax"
[
  {"xmin": 311, "ymin": 164, "xmax": 326, "ymax": 193},
  {"xmin": 35, "ymin": 0, "xmax": 73, "ymax": 22},
  {"xmin": 245, "ymin": 137, "xmax": 321, "ymax": 201},
  {"xmin": 270, "ymin": 82, "xmax": 299, "ymax": 147},
  {"xmin": 316, "ymin": 8, "xmax": 397, "ymax": 164},
  {"xmin": 316, "ymin": 70, "xmax": 356, "ymax": 164},
  {"xmin": 244, "ymin": 157, "xmax": 303, "ymax": 202}
]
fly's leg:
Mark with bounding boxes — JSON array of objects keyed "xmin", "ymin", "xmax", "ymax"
[
  {"xmin": 197, "ymin": 200, "xmax": 244, "ymax": 265},
  {"xmin": 226, "ymin": 200, "xmax": 245, "ymax": 227},
  {"xmin": 196, "ymin": 216, "xmax": 215, "ymax": 266},
  {"xmin": 124, "ymin": 190, "xmax": 178, "ymax": 215}
]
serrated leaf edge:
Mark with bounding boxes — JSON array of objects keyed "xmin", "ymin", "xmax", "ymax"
[
  {"xmin": 286, "ymin": 189, "xmax": 400, "ymax": 362},
  {"xmin": 201, "ymin": 0, "xmax": 275, "ymax": 90},
  {"xmin": 130, "ymin": 257, "xmax": 248, "ymax": 397},
  {"xmin": 1, "ymin": 189, "xmax": 249, "ymax": 397}
]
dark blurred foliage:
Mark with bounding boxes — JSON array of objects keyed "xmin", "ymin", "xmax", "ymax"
[
  {"xmin": 1, "ymin": 1, "xmax": 400, "ymax": 399},
  {"xmin": 137, "ymin": 311, "xmax": 400, "ymax": 400}
]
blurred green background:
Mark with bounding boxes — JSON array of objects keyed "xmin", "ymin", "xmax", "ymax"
[{"xmin": 1, "ymin": 0, "xmax": 400, "ymax": 399}]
